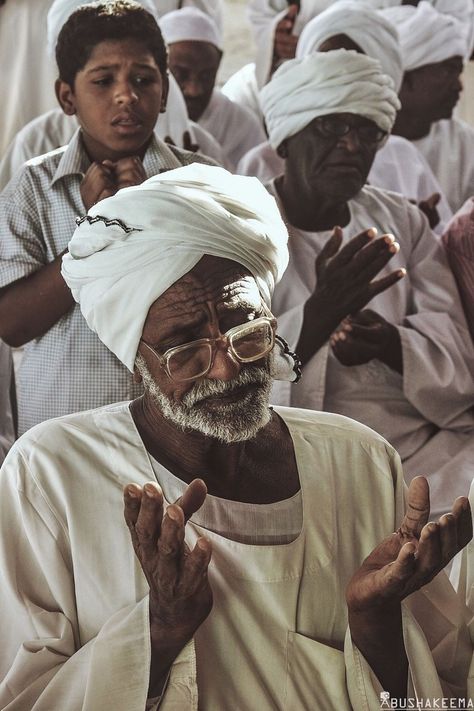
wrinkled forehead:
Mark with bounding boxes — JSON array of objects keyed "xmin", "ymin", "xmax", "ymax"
[{"xmin": 142, "ymin": 256, "xmax": 263, "ymax": 337}]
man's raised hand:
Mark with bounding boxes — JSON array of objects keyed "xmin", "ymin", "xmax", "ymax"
[
  {"xmin": 347, "ymin": 476, "xmax": 472, "ymax": 613},
  {"xmin": 123, "ymin": 479, "xmax": 212, "ymax": 678}
]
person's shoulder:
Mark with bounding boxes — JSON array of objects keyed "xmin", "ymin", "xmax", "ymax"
[
  {"xmin": 274, "ymin": 405, "xmax": 395, "ymax": 453},
  {"xmin": 0, "ymin": 145, "xmax": 67, "ymax": 198},
  {"xmin": 11, "ymin": 402, "xmax": 133, "ymax": 465},
  {"xmin": 167, "ymin": 142, "xmax": 219, "ymax": 167},
  {"xmin": 433, "ymin": 118, "xmax": 474, "ymax": 144}
]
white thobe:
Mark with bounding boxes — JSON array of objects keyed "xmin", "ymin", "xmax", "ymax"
[
  {"xmin": 0, "ymin": 0, "xmax": 57, "ymax": 157},
  {"xmin": 413, "ymin": 118, "xmax": 474, "ymax": 214},
  {"xmin": 0, "ymin": 77, "xmax": 225, "ymax": 191},
  {"xmin": 221, "ymin": 62, "xmax": 263, "ymax": 126},
  {"xmin": 198, "ymin": 89, "xmax": 266, "ymax": 170},
  {"xmin": 237, "ymin": 136, "xmax": 453, "ymax": 234},
  {"xmin": 0, "ymin": 402, "xmax": 471, "ymax": 709},
  {"xmin": 269, "ymin": 183, "xmax": 474, "ymax": 519},
  {"xmin": 0, "ymin": 340, "xmax": 14, "ymax": 464}
]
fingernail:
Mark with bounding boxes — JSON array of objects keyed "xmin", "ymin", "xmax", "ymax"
[
  {"xmin": 167, "ymin": 506, "xmax": 180, "ymax": 522},
  {"xmin": 398, "ymin": 268, "xmax": 407, "ymax": 277},
  {"xmin": 144, "ymin": 484, "xmax": 157, "ymax": 497},
  {"xmin": 126, "ymin": 485, "xmax": 139, "ymax": 498},
  {"xmin": 367, "ymin": 227, "xmax": 377, "ymax": 238},
  {"xmin": 384, "ymin": 233, "xmax": 395, "ymax": 244},
  {"xmin": 389, "ymin": 242, "xmax": 400, "ymax": 253}
]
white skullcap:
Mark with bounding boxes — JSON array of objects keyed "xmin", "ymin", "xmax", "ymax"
[
  {"xmin": 160, "ymin": 7, "xmax": 222, "ymax": 50},
  {"xmin": 62, "ymin": 165, "xmax": 289, "ymax": 371},
  {"xmin": 260, "ymin": 49, "xmax": 400, "ymax": 150},
  {"xmin": 380, "ymin": 1, "xmax": 468, "ymax": 69},
  {"xmin": 47, "ymin": 0, "xmax": 159, "ymax": 57},
  {"xmin": 296, "ymin": 1, "xmax": 404, "ymax": 92}
]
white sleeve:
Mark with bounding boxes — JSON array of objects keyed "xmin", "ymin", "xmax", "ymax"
[
  {"xmin": 0, "ymin": 450, "xmax": 198, "ymax": 711},
  {"xmin": 398, "ymin": 206, "xmax": 474, "ymax": 428}
]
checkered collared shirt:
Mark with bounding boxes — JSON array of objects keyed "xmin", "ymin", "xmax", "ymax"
[{"xmin": 0, "ymin": 130, "xmax": 215, "ymax": 434}]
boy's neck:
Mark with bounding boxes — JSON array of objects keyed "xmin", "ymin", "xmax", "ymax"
[{"xmin": 80, "ymin": 130, "xmax": 152, "ymax": 164}]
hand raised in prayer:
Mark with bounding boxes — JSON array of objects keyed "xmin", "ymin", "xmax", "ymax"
[
  {"xmin": 297, "ymin": 227, "xmax": 405, "ymax": 366},
  {"xmin": 123, "ymin": 479, "xmax": 212, "ymax": 682},
  {"xmin": 346, "ymin": 476, "xmax": 472, "ymax": 698},
  {"xmin": 418, "ymin": 192, "xmax": 441, "ymax": 230},
  {"xmin": 80, "ymin": 161, "xmax": 117, "ymax": 211},
  {"xmin": 273, "ymin": 4, "xmax": 299, "ymax": 64},
  {"xmin": 330, "ymin": 309, "xmax": 403, "ymax": 373},
  {"xmin": 347, "ymin": 476, "xmax": 472, "ymax": 613},
  {"xmin": 113, "ymin": 155, "xmax": 147, "ymax": 190}
]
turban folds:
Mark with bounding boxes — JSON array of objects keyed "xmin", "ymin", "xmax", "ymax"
[
  {"xmin": 160, "ymin": 6, "xmax": 222, "ymax": 50},
  {"xmin": 62, "ymin": 165, "xmax": 289, "ymax": 371},
  {"xmin": 260, "ymin": 49, "xmax": 400, "ymax": 150},
  {"xmin": 296, "ymin": 1, "xmax": 404, "ymax": 92},
  {"xmin": 381, "ymin": 2, "xmax": 468, "ymax": 69}
]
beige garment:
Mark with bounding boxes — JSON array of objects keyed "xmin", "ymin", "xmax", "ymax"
[
  {"xmin": 0, "ymin": 402, "xmax": 471, "ymax": 709},
  {"xmin": 0, "ymin": 340, "xmax": 14, "ymax": 464},
  {"xmin": 0, "ymin": 0, "xmax": 57, "ymax": 157},
  {"xmin": 269, "ymin": 182, "xmax": 474, "ymax": 519}
]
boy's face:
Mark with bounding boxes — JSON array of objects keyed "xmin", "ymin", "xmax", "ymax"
[{"xmin": 57, "ymin": 38, "xmax": 167, "ymax": 162}]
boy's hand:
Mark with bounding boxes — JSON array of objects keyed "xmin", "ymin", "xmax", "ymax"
[
  {"xmin": 114, "ymin": 156, "xmax": 147, "ymax": 190},
  {"xmin": 80, "ymin": 161, "xmax": 116, "ymax": 211}
]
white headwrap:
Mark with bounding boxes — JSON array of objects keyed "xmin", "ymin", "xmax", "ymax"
[
  {"xmin": 260, "ymin": 49, "xmax": 400, "ymax": 150},
  {"xmin": 62, "ymin": 165, "xmax": 289, "ymax": 371},
  {"xmin": 380, "ymin": 2, "xmax": 469, "ymax": 69},
  {"xmin": 160, "ymin": 7, "xmax": 222, "ymax": 50},
  {"xmin": 296, "ymin": 1, "xmax": 403, "ymax": 92},
  {"xmin": 47, "ymin": 0, "xmax": 159, "ymax": 56}
]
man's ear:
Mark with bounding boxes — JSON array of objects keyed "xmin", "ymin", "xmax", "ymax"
[
  {"xmin": 160, "ymin": 73, "xmax": 170, "ymax": 114},
  {"xmin": 276, "ymin": 140, "xmax": 288, "ymax": 159},
  {"xmin": 55, "ymin": 78, "xmax": 77, "ymax": 115}
]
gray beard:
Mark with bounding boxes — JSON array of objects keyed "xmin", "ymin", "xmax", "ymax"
[{"xmin": 135, "ymin": 354, "xmax": 273, "ymax": 444}]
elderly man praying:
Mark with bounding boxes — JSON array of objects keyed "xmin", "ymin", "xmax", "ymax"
[
  {"xmin": 0, "ymin": 165, "xmax": 472, "ymax": 710},
  {"xmin": 260, "ymin": 50, "xmax": 474, "ymax": 522}
]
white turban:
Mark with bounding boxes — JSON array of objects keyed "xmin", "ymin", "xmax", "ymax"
[
  {"xmin": 296, "ymin": 1, "xmax": 403, "ymax": 92},
  {"xmin": 47, "ymin": 0, "xmax": 159, "ymax": 56},
  {"xmin": 160, "ymin": 7, "xmax": 222, "ymax": 50},
  {"xmin": 380, "ymin": 2, "xmax": 469, "ymax": 69},
  {"xmin": 61, "ymin": 165, "xmax": 289, "ymax": 371},
  {"xmin": 260, "ymin": 49, "xmax": 400, "ymax": 150}
]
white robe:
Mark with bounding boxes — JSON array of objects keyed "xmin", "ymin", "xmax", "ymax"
[
  {"xmin": 269, "ymin": 183, "xmax": 474, "ymax": 519},
  {"xmin": 413, "ymin": 118, "xmax": 474, "ymax": 214},
  {"xmin": 198, "ymin": 89, "xmax": 266, "ymax": 171},
  {"xmin": 0, "ymin": 402, "xmax": 471, "ymax": 709},
  {"xmin": 0, "ymin": 340, "xmax": 14, "ymax": 464},
  {"xmin": 237, "ymin": 135, "xmax": 453, "ymax": 234},
  {"xmin": 0, "ymin": 0, "xmax": 57, "ymax": 157}
]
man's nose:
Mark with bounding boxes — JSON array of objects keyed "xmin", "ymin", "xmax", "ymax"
[
  {"xmin": 206, "ymin": 345, "xmax": 241, "ymax": 382},
  {"xmin": 337, "ymin": 128, "xmax": 361, "ymax": 152},
  {"xmin": 183, "ymin": 78, "xmax": 203, "ymax": 99},
  {"xmin": 115, "ymin": 81, "xmax": 139, "ymax": 105}
]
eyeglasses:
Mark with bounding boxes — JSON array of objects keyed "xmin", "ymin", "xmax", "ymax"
[
  {"xmin": 140, "ymin": 315, "xmax": 276, "ymax": 383},
  {"xmin": 314, "ymin": 116, "xmax": 387, "ymax": 146}
]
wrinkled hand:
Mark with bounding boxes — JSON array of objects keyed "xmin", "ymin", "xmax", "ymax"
[
  {"xmin": 112, "ymin": 155, "xmax": 147, "ymax": 190},
  {"xmin": 273, "ymin": 4, "xmax": 299, "ymax": 62},
  {"xmin": 313, "ymin": 226, "xmax": 404, "ymax": 322},
  {"xmin": 80, "ymin": 161, "xmax": 117, "ymax": 211},
  {"xmin": 330, "ymin": 309, "xmax": 402, "ymax": 372},
  {"xmin": 347, "ymin": 476, "xmax": 472, "ymax": 614},
  {"xmin": 418, "ymin": 192, "xmax": 441, "ymax": 229},
  {"xmin": 124, "ymin": 479, "xmax": 213, "ymax": 655}
]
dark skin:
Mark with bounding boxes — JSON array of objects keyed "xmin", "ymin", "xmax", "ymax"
[
  {"xmin": 167, "ymin": 40, "xmax": 222, "ymax": 122},
  {"xmin": 0, "ymin": 38, "xmax": 167, "ymax": 347},
  {"xmin": 275, "ymin": 115, "xmax": 405, "ymax": 370},
  {"xmin": 122, "ymin": 256, "xmax": 472, "ymax": 700},
  {"xmin": 392, "ymin": 56, "xmax": 464, "ymax": 141},
  {"xmin": 318, "ymin": 34, "xmax": 442, "ymax": 228}
]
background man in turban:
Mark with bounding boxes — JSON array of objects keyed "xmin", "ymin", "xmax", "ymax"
[
  {"xmin": 0, "ymin": 165, "xmax": 472, "ymax": 709},
  {"xmin": 260, "ymin": 49, "xmax": 474, "ymax": 521}
]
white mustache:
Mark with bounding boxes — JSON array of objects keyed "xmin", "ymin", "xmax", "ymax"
[{"xmin": 182, "ymin": 365, "xmax": 270, "ymax": 407}]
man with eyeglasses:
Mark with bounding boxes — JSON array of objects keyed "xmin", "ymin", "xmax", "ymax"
[
  {"xmin": 0, "ymin": 164, "xmax": 472, "ymax": 709},
  {"xmin": 261, "ymin": 50, "xmax": 474, "ymax": 523}
]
